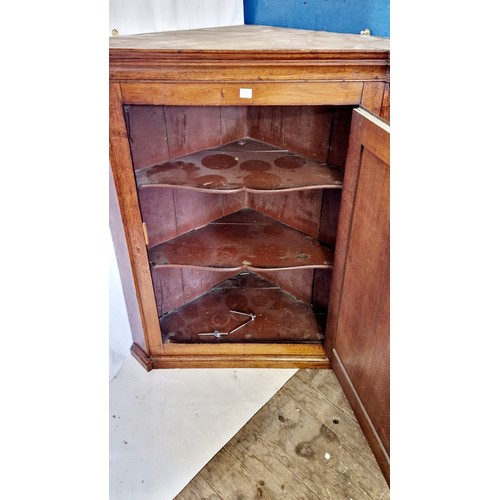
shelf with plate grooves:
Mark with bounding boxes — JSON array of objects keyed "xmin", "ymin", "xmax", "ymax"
[
  {"xmin": 135, "ymin": 137, "xmax": 343, "ymax": 193},
  {"xmin": 160, "ymin": 271, "xmax": 327, "ymax": 344},
  {"xmin": 124, "ymin": 103, "xmax": 351, "ymax": 350},
  {"xmin": 135, "ymin": 132, "xmax": 343, "ymax": 345}
]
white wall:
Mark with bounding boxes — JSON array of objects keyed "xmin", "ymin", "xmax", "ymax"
[
  {"xmin": 109, "ymin": 1, "xmax": 244, "ymax": 379},
  {"xmin": 109, "ymin": 0, "xmax": 244, "ymax": 36},
  {"xmin": 109, "ymin": 231, "xmax": 134, "ymax": 379}
]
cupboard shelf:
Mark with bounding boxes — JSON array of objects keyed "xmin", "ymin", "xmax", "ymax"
[
  {"xmin": 160, "ymin": 272, "xmax": 325, "ymax": 344},
  {"xmin": 135, "ymin": 138, "xmax": 344, "ymax": 193},
  {"xmin": 148, "ymin": 209, "xmax": 333, "ymax": 271}
]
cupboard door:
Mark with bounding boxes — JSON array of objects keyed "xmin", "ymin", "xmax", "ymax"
[{"xmin": 327, "ymin": 107, "xmax": 390, "ymax": 483}]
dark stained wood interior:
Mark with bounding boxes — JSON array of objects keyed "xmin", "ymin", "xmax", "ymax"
[
  {"xmin": 327, "ymin": 106, "xmax": 354, "ymax": 168},
  {"xmin": 258, "ymin": 268, "xmax": 317, "ymax": 306},
  {"xmin": 138, "ymin": 187, "xmax": 246, "ymax": 248},
  {"xmin": 160, "ymin": 272, "xmax": 326, "ymax": 344},
  {"xmin": 127, "ymin": 105, "xmax": 354, "ymax": 170},
  {"xmin": 248, "ymin": 189, "xmax": 325, "ymax": 241},
  {"xmin": 126, "ymin": 105, "xmax": 169, "ymax": 170},
  {"xmin": 151, "ymin": 267, "xmax": 237, "ymax": 316},
  {"xmin": 148, "ymin": 209, "xmax": 334, "ymax": 271},
  {"xmin": 139, "ymin": 186, "xmax": 339, "ymax": 248},
  {"xmin": 152, "ymin": 267, "xmax": 331, "ymax": 319},
  {"xmin": 128, "ymin": 104, "xmax": 350, "ymax": 347},
  {"xmin": 135, "ymin": 138, "xmax": 343, "ymax": 193}
]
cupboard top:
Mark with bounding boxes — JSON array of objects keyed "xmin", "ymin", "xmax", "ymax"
[{"xmin": 109, "ymin": 24, "xmax": 389, "ymax": 55}]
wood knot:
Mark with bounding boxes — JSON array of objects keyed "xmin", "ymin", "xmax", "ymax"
[{"xmin": 295, "ymin": 442, "xmax": 314, "ymax": 459}]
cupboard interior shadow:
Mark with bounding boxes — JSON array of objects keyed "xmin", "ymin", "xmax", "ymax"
[{"xmin": 125, "ymin": 105, "xmax": 354, "ymax": 345}]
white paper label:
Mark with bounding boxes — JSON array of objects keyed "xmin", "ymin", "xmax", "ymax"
[{"xmin": 239, "ymin": 88, "xmax": 252, "ymax": 98}]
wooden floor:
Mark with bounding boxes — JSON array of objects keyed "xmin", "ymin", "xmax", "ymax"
[{"xmin": 175, "ymin": 369, "xmax": 389, "ymax": 499}]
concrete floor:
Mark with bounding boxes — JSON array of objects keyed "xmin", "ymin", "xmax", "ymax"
[{"xmin": 109, "ymin": 356, "xmax": 297, "ymax": 499}]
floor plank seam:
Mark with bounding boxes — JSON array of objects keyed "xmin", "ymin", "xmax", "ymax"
[{"xmin": 254, "ymin": 436, "xmax": 323, "ymax": 500}]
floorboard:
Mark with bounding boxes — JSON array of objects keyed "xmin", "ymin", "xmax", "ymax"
[{"xmin": 175, "ymin": 368, "xmax": 389, "ymax": 499}]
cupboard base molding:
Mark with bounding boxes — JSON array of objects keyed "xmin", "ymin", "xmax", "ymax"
[
  {"xmin": 152, "ymin": 355, "xmax": 330, "ymax": 369},
  {"xmin": 331, "ymin": 349, "xmax": 390, "ymax": 485},
  {"xmin": 130, "ymin": 343, "xmax": 153, "ymax": 372},
  {"xmin": 131, "ymin": 343, "xmax": 330, "ymax": 369}
]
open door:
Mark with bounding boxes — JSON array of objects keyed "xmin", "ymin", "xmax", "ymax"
[{"xmin": 326, "ymin": 107, "xmax": 390, "ymax": 484}]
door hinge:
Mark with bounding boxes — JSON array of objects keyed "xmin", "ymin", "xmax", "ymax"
[{"xmin": 142, "ymin": 222, "xmax": 149, "ymax": 246}]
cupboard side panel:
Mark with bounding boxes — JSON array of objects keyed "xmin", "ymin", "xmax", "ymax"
[
  {"xmin": 258, "ymin": 269, "xmax": 314, "ymax": 305},
  {"xmin": 311, "ymin": 269, "xmax": 332, "ymax": 312},
  {"xmin": 282, "ymin": 106, "xmax": 334, "ymax": 162},
  {"xmin": 151, "ymin": 267, "xmax": 184, "ymax": 316},
  {"xmin": 327, "ymin": 106, "xmax": 354, "ymax": 168},
  {"xmin": 109, "ymin": 167, "xmax": 146, "ymax": 351},
  {"xmin": 139, "ymin": 188, "xmax": 246, "ymax": 248},
  {"xmin": 247, "ymin": 190, "xmax": 323, "ymax": 239},
  {"xmin": 127, "ymin": 105, "xmax": 169, "ymax": 169},
  {"xmin": 319, "ymin": 189, "xmax": 342, "ymax": 246},
  {"xmin": 180, "ymin": 269, "xmax": 237, "ymax": 306},
  {"xmin": 138, "ymin": 187, "xmax": 178, "ymax": 247},
  {"xmin": 109, "ymin": 83, "xmax": 164, "ymax": 356},
  {"xmin": 223, "ymin": 191, "xmax": 247, "ymax": 215},
  {"xmin": 127, "ymin": 105, "xmax": 248, "ymax": 170},
  {"xmin": 247, "ymin": 105, "xmax": 335, "ymax": 163},
  {"xmin": 279, "ymin": 190, "xmax": 323, "ymax": 238},
  {"xmin": 173, "ymin": 190, "xmax": 225, "ymax": 236},
  {"xmin": 324, "ymin": 118, "xmax": 361, "ymax": 358},
  {"xmin": 165, "ymin": 106, "xmax": 223, "ymax": 159},
  {"xmin": 173, "ymin": 190, "xmax": 245, "ymax": 236},
  {"xmin": 152, "ymin": 267, "xmax": 235, "ymax": 316},
  {"xmin": 247, "ymin": 106, "xmax": 285, "ymax": 147},
  {"xmin": 221, "ymin": 106, "xmax": 248, "ymax": 143},
  {"xmin": 360, "ymin": 82, "xmax": 385, "ymax": 118},
  {"xmin": 380, "ymin": 83, "xmax": 390, "ymax": 123}
]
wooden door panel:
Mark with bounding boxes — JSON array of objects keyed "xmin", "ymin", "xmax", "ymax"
[
  {"xmin": 336, "ymin": 147, "xmax": 390, "ymax": 448},
  {"xmin": 327, "ymin": 107, "xmax": 390, "ymax": 483}
]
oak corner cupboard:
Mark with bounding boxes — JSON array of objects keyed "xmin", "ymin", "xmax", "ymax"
[{"xmin": 109, "ymin": 24, "xmax": 390, "ymax": 483}]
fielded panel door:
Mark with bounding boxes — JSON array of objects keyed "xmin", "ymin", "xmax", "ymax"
[{"xmin": 327, "ymin": 107, "xmax": 390, "ymax": 483}]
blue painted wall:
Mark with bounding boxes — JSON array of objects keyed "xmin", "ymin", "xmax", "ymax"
[{"xmin": 244, "ymin": 0, "xmax": 389, "ymax": 38}]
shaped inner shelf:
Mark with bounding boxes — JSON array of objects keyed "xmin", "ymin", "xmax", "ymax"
[
  {"xmin": 148, "ymin": 209, "xmax": 333, "ymax": 271},
  {"xmin": 135, "ymin": 137, "xmax": 343, "ymax": 193},
  {"xmin": 160, "ymin": 272, "xmax": 325, "ymax": 343}
]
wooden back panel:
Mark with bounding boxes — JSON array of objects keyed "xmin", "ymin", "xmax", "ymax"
[{"xmin": 127, "ymin": 105, "xmax": 354, "ymax": 170}]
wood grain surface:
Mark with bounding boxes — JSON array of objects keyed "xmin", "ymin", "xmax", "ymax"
[
  {"xmin": 148, "ymin": 209, "xmax": 334, "ymax": 271},
  {"xmin": 135, "ymin": 138, "xmax": 343, "ymax": 193},
  {"xmin": 109, "ymin": 25, "xmax": 389, "ymax": 52},
  {"xmin": 175, "ymin": 369, "xmax": 389, "ymax": 499},
  {"xmin": 327, "ymin": 108, "xmax": 390, "ymax": 483},
  {"xmin": 159, "ymin": 272, "xmax": 326, "ymax": 344},
  {"xmin": 120, "ymin": 81, "xmax": 365, "ymax": 106},
  {"xmin": 109, "ymin": 84, "xmax": 163, "ymax": 355}
]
